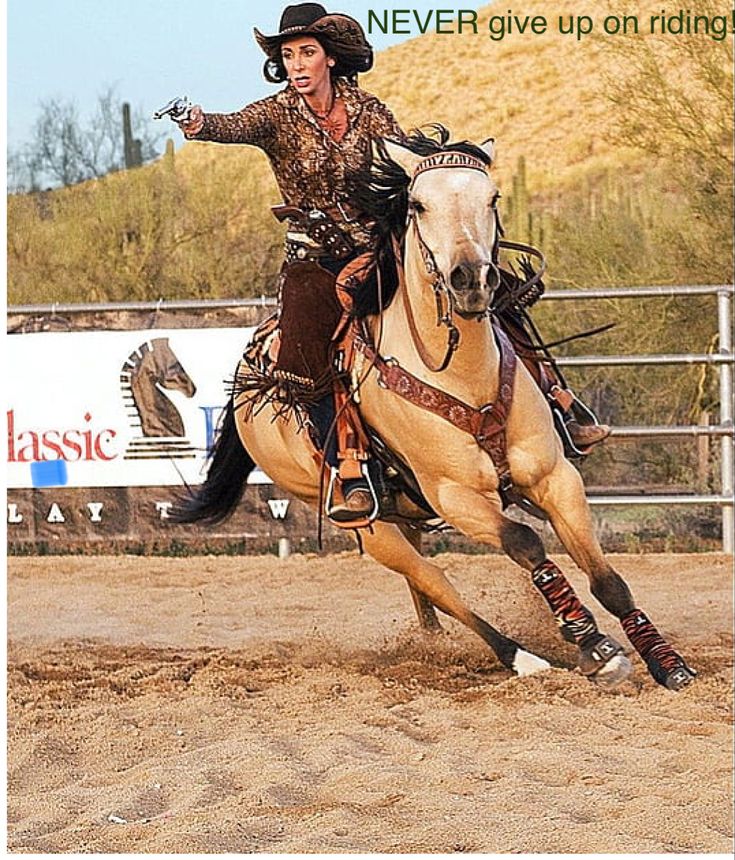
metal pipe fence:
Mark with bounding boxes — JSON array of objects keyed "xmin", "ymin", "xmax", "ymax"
[
  {"xmin": 8, "ymin": 283, "xmax": 735, "ymax": 551},
  {"xmin": 546, "ymin": 284, "xmax": 734, "ymax": 553},
  {"xmin": 9, "ymin": 283, "xmax": 731, "ymax": 314}
]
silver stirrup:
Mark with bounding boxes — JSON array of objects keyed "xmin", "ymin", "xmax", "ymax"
[{"xmin": 325, "ymin": 463, "xmax": 380, "ymax": 522}]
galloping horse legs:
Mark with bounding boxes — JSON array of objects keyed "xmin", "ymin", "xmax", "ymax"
[
  {"xmin": 532, "ymin": 460, "xmax": 696, "ymax": 690},
  {"xmin": 432, "ymin": 483, "xmax": 631, "ymax": 687},
  {"xmin": 397, "ymin": 524, "xmax": 442, "ymax": 633},
  {"xmin": 360, "ymin": 520, "xmax": 550, "ymax": 676}
]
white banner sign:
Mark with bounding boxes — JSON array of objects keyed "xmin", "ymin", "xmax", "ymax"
[{"xmin": 6, "ymin": 327, "xmax": 275, "ymax": 488}]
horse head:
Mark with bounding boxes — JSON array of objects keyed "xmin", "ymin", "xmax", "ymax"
[
  {"xmin": 149, "ymin": 338, "xmax": 197, "ymax": 397},
  {"xmin": 381, "ymin": 134, "xmax": 501, "ymax": 319},
  {"xmin": 122, "ymin": 338, "xmax": 196, "ymax": 438}
]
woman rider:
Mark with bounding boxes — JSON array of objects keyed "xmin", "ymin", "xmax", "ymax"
[
  {"xmin": 180, "ymin": 3, "xmax": 403, "ymax": 524},
  {"xmin": 178, "ymin": 2, "xmax": 608, "ymax": 525}
]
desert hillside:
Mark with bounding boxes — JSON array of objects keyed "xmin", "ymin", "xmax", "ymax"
[
  {"xmin": 175, "ymin": 0, "xmax": 730, "ymax": 190},
  {"xmin": 8, "ymin": 0, "xmax": 731, "ymax": 306}
]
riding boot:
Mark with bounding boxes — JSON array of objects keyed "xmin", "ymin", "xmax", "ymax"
[
  {"xmin": 497, "ymin": 311, "xmax": 609, "ymax": 454},
  {"xmin": 328, "ymin": 481, "xmax": 374, "ymax": 523},
  {"xmin": 543, "ymin": 369, "xmax": 610, "ymax": 452},
  {"xmin": 309, "ymin": 390, "xmax": 374, "ymax": 524},
  {"xmin": 565, "ymin": 419, "xmax": 611, "ymax": 449}
]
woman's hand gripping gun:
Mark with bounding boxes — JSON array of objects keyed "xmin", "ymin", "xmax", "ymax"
[{"xmin": 153, "ymin": 96, "xmax": 204, "ymax": 137}]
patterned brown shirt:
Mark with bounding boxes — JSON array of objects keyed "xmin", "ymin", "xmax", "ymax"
[{"xmin": 186, "ymin": 78, "xmax": 405, "ymax": 250}]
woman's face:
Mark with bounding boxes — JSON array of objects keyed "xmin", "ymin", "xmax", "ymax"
[{"xmin": 281, "ymin": 36, "xmax": 332, "ymax": 96}]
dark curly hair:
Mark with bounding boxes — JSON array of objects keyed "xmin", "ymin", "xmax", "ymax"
[{"xmin": 263, "ymin": 33, "xmax": 373, "ymax": 83}]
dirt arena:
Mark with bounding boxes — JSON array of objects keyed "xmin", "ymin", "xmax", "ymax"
[{"xmin": 7, "ymin": 551, "xmax": 733, "ymax": 853}]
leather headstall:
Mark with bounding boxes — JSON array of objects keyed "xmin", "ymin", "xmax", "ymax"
[
  {"xmin": 409, "ymin": 151, "xmax": 489, "ymax": 187},
  {"xmin": 403, "ymin": 151, "xmax": 496, "ymax": 373}
]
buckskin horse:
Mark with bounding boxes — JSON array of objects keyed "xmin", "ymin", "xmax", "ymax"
[{"xmin": 176, "ymin": 129, "xmax": 696, "ymax": 692}]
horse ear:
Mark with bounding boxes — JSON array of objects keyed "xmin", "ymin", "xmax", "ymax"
[
  {"xmin": 480, "ymin": 137, "xmax": 496, "ymax": 165},
  {"xmin": 380, "ymin": 137, "xmax": 423, "ymax": 178}
]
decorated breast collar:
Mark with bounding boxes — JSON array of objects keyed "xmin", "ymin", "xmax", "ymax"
[{"xmin": 410, "ymin": 151, "xmax": 488, "ymax": 185}]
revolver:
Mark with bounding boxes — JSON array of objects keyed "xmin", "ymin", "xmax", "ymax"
[{"xmin": 153, "ymin": 96, "xmax": 193, "ymax": 122}]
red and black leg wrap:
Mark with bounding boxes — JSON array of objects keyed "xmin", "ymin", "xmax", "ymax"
[
  {"xmin": 531, "ymin": 561, "xmax": 600, "ymax": 647},
  {"xmin": 621, "ymin": 609, "xmax": 696, "ymax": 690}
]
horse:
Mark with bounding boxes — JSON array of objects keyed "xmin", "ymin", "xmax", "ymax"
[
  {"xmin": 176, "ymin": 130, "xmax": 696, "ymax": 692},
  {"xmin": 121, "ymin": 337, "xmax": 196, "ymax": 438}
]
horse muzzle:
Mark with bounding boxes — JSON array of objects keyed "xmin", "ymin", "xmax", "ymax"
[{"xmin": 449, "ymin": 261, "xmax": 500, "ymax": 318}]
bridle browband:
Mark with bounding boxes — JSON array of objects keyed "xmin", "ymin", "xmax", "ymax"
[
  {"xmin": 403, "ymin": 151, "xmax": 497, "ymax": 373},
  {"xmin": 409, "ymin": 151, "xmax": 490, "ymax": 185}
]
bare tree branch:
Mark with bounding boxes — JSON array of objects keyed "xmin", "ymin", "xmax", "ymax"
[{"xmin": 7, "ymin": 85, "xmax": 164, "ymax": 190}]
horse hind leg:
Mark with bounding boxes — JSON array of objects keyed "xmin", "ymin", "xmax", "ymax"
[
  {"xmin": 361, "ymin": 521, "xmax": 551, "ymax": 677},
  {"xmin": 531, "ymin": 460, "xmax": 696, "ymax": 691},
  {"xmin": 397, "ymin": 524, "xmax": 442, "ymax": 633}
]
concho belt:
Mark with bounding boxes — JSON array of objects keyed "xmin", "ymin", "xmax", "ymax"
[
  {"xmin": 285, "ymin": 236, "xmax": 327, "ymax": 263},
  {"xmin": 272, "ymin": 204, "xmax": 354, "ymax": 261}
]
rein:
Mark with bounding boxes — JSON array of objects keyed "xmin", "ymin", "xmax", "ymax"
[{"xmin": 395, "ymin": 231, "xmax": 459, "ymax": 373}]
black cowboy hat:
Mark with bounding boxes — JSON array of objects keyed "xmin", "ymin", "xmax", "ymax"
[{"xmin": 254, "ymin": 3, "xmax": 373, "ymax": 72}]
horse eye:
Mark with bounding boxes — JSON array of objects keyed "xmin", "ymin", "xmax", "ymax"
[{"xmin": 409, "ymin": 198, "xmax": 426, "ymax": 215}]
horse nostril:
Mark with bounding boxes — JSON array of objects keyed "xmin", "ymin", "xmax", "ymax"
[
  {"xmin": 450, "ymin": 264, "xmax": 473, "ymax": 293},
  {"xmin": 485, "ymin": 264, "xmax": 500, "ymax": 291}
]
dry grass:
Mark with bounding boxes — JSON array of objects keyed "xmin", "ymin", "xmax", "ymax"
[{"xmin": 8, "ymin": 0, "xmax": 732, "ymax": 304}]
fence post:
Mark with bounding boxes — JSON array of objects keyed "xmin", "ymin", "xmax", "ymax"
[
  {"xmin": 718, "ymin": 288, "xmax": 734, "ymax": 553},
  {"xmin": 697, "ymin": 410, "xmax": 710, "ymax": 491}
]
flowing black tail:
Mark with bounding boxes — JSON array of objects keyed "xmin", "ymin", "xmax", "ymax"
[{"xmin": 171, "ymin": 400, "xmax": 255, "ymax": 525}]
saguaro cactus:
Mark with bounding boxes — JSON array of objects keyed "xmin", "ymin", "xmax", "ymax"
[
  {"xmin": 122, "ymin": 102, "xmax": 143, "ymax": 169},
  {"xmin": 509, "ymin": 155, "xmax": 530, "ymax": 242}
]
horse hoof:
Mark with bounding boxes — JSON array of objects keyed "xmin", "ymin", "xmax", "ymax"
[
  {"xmin": 664, "ymin": 664, "xmax": 697, "ymax": 691},
  {"xmin": 578, "ymin": 634, "xmax": 626, "ymax": 677},
  {"xmin": 578, "ymin": 635, "xmax": 632, "ymax": 689},
  {"xmin": 589, "ymin": 654, "xmax": 633, "ymax": 689},
  {"xmin": 513, "ymin": 650, "xmax": 552, "ymax": 677}
]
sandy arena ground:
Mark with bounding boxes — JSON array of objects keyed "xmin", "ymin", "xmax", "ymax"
[{"xmin": 7, "ymin": 551, "xmax": 734, "ymax": 853}]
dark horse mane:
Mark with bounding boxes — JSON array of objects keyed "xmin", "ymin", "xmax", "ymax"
[{"xmin": 348, "ymin": 124, "xmax": 493, "ymax": 318}]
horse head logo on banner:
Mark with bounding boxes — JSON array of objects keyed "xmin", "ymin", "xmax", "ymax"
[{"xmin": 121, "ymin": 337, "xmax": 197, "ymax": 460}]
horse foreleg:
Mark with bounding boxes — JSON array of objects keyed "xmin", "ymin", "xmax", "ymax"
[
  {"xmin": 360, "ymin": 520, "xmax": 550, "ymax": 676},
  {"xmin": 428, "ymin": 481, "xmax": 632, "ymax": 688},
  {"xmin": 396, "ymin": 524, "xmax": 442, "ymax": 633},
  {"xmin": 531, "ymin": 459, "xmax": 697, "ymax": 691}
]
